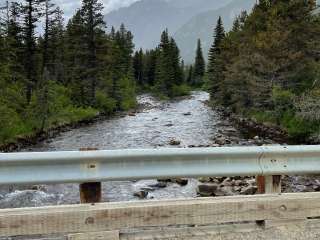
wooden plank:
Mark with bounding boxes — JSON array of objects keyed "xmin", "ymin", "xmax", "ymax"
[
  {"xmin": 68, "ymin": 230, "xmax": 119, "ymax": 240},
  {"xmin": 1, "ymin": 193, "xmax": 320, "ymax": 237},
  {"xmin": 12, "ymin": 220, "xmax": 320, "ymax": 240},
  {"xmin": 120, "ymin": 219, "xmax": 320, "ymax": 240},
  {"xmin": 121, "ymin": 223, "xmax": 262, "ymax": 240}
]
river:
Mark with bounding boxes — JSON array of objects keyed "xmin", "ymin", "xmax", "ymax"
[
  {"xmin": 1, "ymin": 91, "xmax": 261, "ymax": 208},
  {"xmin": 1, "ymin": 91, "xmax": 320, "ymax": 240}
]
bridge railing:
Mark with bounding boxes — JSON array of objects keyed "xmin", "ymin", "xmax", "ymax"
[
  {"xmin": 1, "ymin": 145, "xmax": 320, "ymax": 185},
  {"xmin": 0, "ymin": 145, "xmax": 320, "ymax": 239}
]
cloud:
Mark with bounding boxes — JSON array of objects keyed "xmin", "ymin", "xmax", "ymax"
[
  {"xmin": 103, "ymin": 0, "xmax": 140, "ymax": 14},
  {"xmin": 1, "ymin": 0, "xmax": 141, "ymax": 19}
]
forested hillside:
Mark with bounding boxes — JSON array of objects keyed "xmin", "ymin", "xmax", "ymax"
[
  {"xmin": 0, "ymin": 0, "xmax": 136, "ymax": 144},
  {"xmin": 174, "ymin": 0, "xmax": 255, "ymax": 63},
  {"xmin": 105, "ymin": 0, "xmax": 232, "ymax": 52},
  {"xmin": 207, "ymin": 0, "xmax": 320, "ymax": 142}
]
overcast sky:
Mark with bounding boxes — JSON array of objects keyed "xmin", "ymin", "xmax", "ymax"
[
  {"xmin": 55, "ymin": 0, "xmax": 140, "ymax": 18},
  {"xmin": 1, "ymin": 0, "xmax": 140, "ymax": 19}
]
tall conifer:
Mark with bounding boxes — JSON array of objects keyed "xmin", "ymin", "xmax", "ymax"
[
  {"xmin": 207, "ymin": 16, "xmax": 225, "ymax": 97},
  {"xmin": 193, "ymin": 38, "xmax": 205, "ymax": 86}
]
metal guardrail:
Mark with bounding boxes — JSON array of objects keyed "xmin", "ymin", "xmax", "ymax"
[{"xmin": 0, "ymin": 145, "xmax": 320, "ymax": 185}]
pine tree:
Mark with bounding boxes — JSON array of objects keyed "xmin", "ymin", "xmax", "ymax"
[
  {"xmin": 232, "ymin": 17, "xmax": 241, "ymax": 32},
  {"xmin": 42, "ymin": 0, "xmax": 57, "ymax": 70},
  {"xmin": 169, "ymin": 37, "xmax": 183, "ymax": 87},
  {"xmin": 133, "ymin": 48, "xmax": 144, "ymax": 86},
  {"xmin": 81, "ymin": 0, "xmax": 106, "ymax": 105},
  {"xmin": 155, "ymin": 29, "xmax": 171, "ymax": 95},
  {"xmin": 110, "ymin": 26, "xmax": 115, "ymax": 40},
  {"xmin": 65, "ymin": 10, "xmax": 87, "ymax": 105},
  {"xmin": 186, "ymin": 65, "xmax": 193, "ymax": 85},
  {"xmin": 193, "ymin": 38, "xmax": 205, "ymax": 87},
  {"xmin": 207, "ymin": 16, "xmax": 225, "ymax": 97},
  {"xmin": 181, "ymin": 60, "xmax": 185, "ymax": 83},
  {"xmin": 22, "ymin": 0, "xmax": 46, "ymax": 103},
  {"xmin": 144, "ymin": 48, "xmax": 158, "ymax": 86},
  {"xmin": 108, "ymin": 24, "xmax": 136, "ymax": 110},
  {"xmin": 49, "ymin": 7, "xmax": 65, "ymax": 83},
  {"xmin": 7, "ymin": 2, "xmax": 24, "ymax": 83},
  {"xmin": 154, "ymin": 29, "xmax": 185, "ymax": 97}
]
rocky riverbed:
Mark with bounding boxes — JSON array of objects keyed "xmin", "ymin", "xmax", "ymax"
[{"xmin": 0, "ymin": 91, "xmax": 319, "ymax": 209}]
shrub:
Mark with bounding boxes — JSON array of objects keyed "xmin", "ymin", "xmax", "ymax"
[
  {"xmin": 96, "ymin": 91, "xmax": 117, "ymax": 114},
  {"xmin": 171, "ymin": 84, "xmax": 191, "ymax": 97}
]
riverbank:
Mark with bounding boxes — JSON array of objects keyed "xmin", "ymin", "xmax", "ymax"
[
  {"xmin": 212, "ymin": 105, "xmax": 320, "ymax": 145},
  {"xmin": 0, "ymin": 105, "xmax": 144, "ymax": 153}
]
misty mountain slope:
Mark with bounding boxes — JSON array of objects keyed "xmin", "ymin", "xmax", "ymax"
[
  {"xmin": 174, "ymin": 0, "xmax": 256, "ymax": 63},
  {"xmin": 104, "ymin": 0, "xmax": 232, "ymax": 50}
]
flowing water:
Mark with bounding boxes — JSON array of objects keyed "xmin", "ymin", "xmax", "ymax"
[
  {"xmin": 1, "ymin": 91, "xmax": 319, "ymax": 240},
  {"xmin": 0, "ymin": 91, "xmax": 254, "ymax": 208}
]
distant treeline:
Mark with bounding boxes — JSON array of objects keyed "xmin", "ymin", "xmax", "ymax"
[
  {"xmin": 0, "ymin": 0, "xmax": 136, "ymax": 144},
  {"xmin": 132, "ymin": 30, "xmax": 206, "ymax": 97},
  {"xmin": 206, "ymin": 0, "xmax": 320, "ymax": 141}
]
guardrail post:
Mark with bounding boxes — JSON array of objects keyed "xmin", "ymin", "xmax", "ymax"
[
  {"xmin": 256, "ymin": 175, "xmax": 282, "ymax": 194},
  {"xmin": 265, "ymin": 175, "xmax": 282, "ymax": 194},
  {"xmin": 256, "ymin": 175, "xmax": 282, "ymax": 226},
  {"xmin": 79, "ymin": 148, "xmax": 102, "ymax": 204},
  {"xmin": 256, "ymin": 176, "xmax": 266, "ymax": 194}
]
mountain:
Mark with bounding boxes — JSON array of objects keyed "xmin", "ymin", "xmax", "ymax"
[
  {"xmin": 104, "ymin": 0, "xmax": 232, "ymax": 50},
  {"xmin": 174, "ymin": 0, "xmax": 256, "ymax": 63}
]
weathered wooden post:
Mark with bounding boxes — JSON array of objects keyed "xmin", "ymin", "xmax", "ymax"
[
  {"xmin": 68, "ymin": 148, "xmax": 118, "ymax": 240},
  {"xmin": 79, "ymin": 148, "xmax": 102, "ymax": 204},
  {"xmin": 256, "ymin": 175, "xmax": 266, "ymax": 194},
  {"xmin": 264, "ymin": 175, "xmax": 282, "ymax": 194},
  {"xmin": 256, "ymin": 175, "xmax": 281, "ymax": 194},
  {"xmin": 256, "ymin": 175, "xmax": 282, "ymax": 226}
]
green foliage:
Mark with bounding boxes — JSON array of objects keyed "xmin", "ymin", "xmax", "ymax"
[
  {"xmin": 192, "ymin": 39, "xmax": 205, "ymax": 87},
  {"xmin": 0, "ymin": 104, "xmax": 32, "ymax": 144},
  {"xmin": 0, "ymin": 82, "xmax": 99, "ymax": 144},
  {"xmin": 0, "ymin": 0, "xmax": 137, "ymax": 146},
  {"xmin": 171, "ymin": 84, "xmax": 192, "ymax": 97},
  {"xmin": 208, "ymin": 0, "xmax": 320, "ymax": 141},
  {"xmin": 132, "ymin": 30, "xmax": 188, "ymax": 98},
  {"xmin": 248, "ymin": 110, "xmax": 277, "ymax": 125},
  {"xmin": 118, "ymin": 75, "xmax": 137, "ymax": 111},
  {"xmin": 207, "ymin": 16, "xmax": 225, "ymax": 98},
  {"xmin": 280, "ymin": 112, "xmax": 316, "ymax": 140},
  {"xmin": 95, "ymin": 91, "xmax": 117, "ymax": 114}
]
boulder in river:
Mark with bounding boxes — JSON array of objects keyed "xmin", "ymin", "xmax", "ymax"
[
  {"xmin": 150, "ymin": 182, "xmax": 168, "ymax": 188},
  {"xmin": 197, "ymin": 184, "xmax": 219, "ymax": 197},
  {"xmin": 313, "ymin": 185, "xmax": 320, "ymax": 191},
  {"xmin": 215, "ymin": 186, "xmax": 234, "ymax": 197},
  {"xmin": 214, "ymin": 136, "xmax": 231, "ymax": 145},
  {"xmin": 198, "ymin": 177, "xmax": 212, "ymax": 183},
  {"xmin": 174, "ymin": 178, "xmax": 188, "ymax": 186},
  {"xmin": 240, "ymin": 186, "xmax": 258, "ymax": 195},
  {"xmin": 134, "ymin": 190, "xmax": 148, "ymax": 199},
  {"xmin": 169, "ymin": 139, "xmax": 181, "ymax": 146}
]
